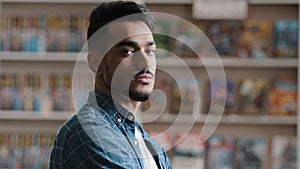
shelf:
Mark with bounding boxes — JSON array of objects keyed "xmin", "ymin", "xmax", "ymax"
[
  {"xmin": 1, "ymin": 0, "xmax": 299, "ymax": 4},
  {"xmin": 0, "ymin": 51, "xmax": 84, "ymax": 62},
  {"xmin": 157, "ymin": 57, "xmax": 298, "ymax": 68},
  {"xmin": 0, "ymin": 52, "xmax": 297, "ymax": 68},
  {"xmin": 209, "ymin": 114, "xmax": 297, "ymax": 125},
  {"xmin": 0, "ymin": 111, "xmax": 74, "ymax": 121},
  {"xmin": 0, "ymin": 111, "xmax": 296, "ymax": 125},
  {"xmin": 138, "ymin": 114, "xmax": 297, "ymax": 125}
]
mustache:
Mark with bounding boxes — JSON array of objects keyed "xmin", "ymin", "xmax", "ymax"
[{"xmin": 134, "ymin": 70, "xmax": 155, "ymax": 78}]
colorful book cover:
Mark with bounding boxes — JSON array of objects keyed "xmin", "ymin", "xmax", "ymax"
[
  {"xmin": 239, "ymin": 78, "xmax": 267, "ymax": 115},
  {"xmin": 23, "ymin": 145, "xmax": 42, "ymax": 168},
  {"xmin": 0, "ymin": 73, "xmax": 76, "ymax": 112},
  {"xmin": 271, "ymin": 135, "xmax": 297, "ymax": 169},
  {"xmin": 207, "ymin": 79, "xmax": 234, "ymax": 115},
  {"xmin": 0, "ymin": 16, "xmax": 10, "ymax": 51},
  {"xmin": 0, "ymin": 134, "xmax": 10, "ymax": 168},
  {"xmin": 172, "ymin": 22, "xmax": 208, "ymax": 58},
  {"xmin": 237, "ymin": 20, "xmax": 272, "ymax": 59},
  {"xmin": 206, "ymin": 134, "xmax": 236, "ymax": 169},
  {"xmin": 0, "ymin": 74, "xmax": 9, "ymax": 110},
  {"xmin": 172, "ymin": 132, "xmax": 206, "ymax": 169},
  {"xmin": 268, "ymin": 77, "xmax": 297, "ymax": 116},
  {"xmin": 10, "ymin": 16, "xmax": 23, "ymax": 51},
  {"xmin": 236, "ymin": 137, "xmax": 267, "ymax": 169},
  {"xmin": 273, "ymin": 20, "xmax": 298, "ymax": 58},
  {"xmin": 208, "ymin": 21, "xmax": 241, "ymax": 56},
  {"xmin": 0, "ymin": 15, "xmax": 88, "ymax": 52},
  {"xmin": 39, "ymin": 135, "xmax": 54, "ymax": 168},
  {"xmin": 8, "ymin": 133, "xmax": 25, "ymax": 169},
  {"xmin": 170, "ymin": 77, "xmax": 200, "ymax": 115},
  {"xmin": 11, "ymin": 74, "xmax": 24, "ymax": 111}
]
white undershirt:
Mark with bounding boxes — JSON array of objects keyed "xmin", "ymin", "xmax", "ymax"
[{"xmin": 135, "ymin": 127, "xmax": 158, "ymax": 169}]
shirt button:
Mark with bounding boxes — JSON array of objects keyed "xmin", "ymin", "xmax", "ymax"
[
  {"xmin": 128, "ymin": 115, "xmax": 133, "ymax": 121},
  {"xmin": 117, "ymin": 118, "xmax": 122, "ymax": 123},
  {"xmin": 133, "ymin": 141, "xmax": 138, "ymax": 146}
]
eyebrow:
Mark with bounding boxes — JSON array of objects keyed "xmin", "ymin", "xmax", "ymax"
[{"xmin": 115, "ymin": 40, "xmax": 155, "ymax": 48}]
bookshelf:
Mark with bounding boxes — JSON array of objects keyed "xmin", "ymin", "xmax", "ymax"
[
  {"xmin": 1, "ymin": 52, "xmax": 297, "ymax": 66},
  {"xmin": 138, "ymin": 114, "xmax": 297, "ymax": 125},
  {"xmin": 157, "ymin": 57, "xmax": 298, "ymax": 68},
  {"xmin": 0, "ymin": 0, "xmax": 298, "ymax": 4},
  {"xmin": 0, "ymin": 0, "xmax": 298, "ymax": 169},
  {"xmin": 0, "ymin": 110, "xmax": 73, "ymax": 121},
  {"xmin": 0, "ymin": 52, "xmax": 81, "ymax": 62}
]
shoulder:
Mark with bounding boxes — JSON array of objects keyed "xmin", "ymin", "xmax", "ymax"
[
  {"xmin": 51, "ymin": 103, "xmax": 135, "ymax": 159},
  {"xmin": 56, "ymin": 102, "xmax": 114, "ymax": 145},
  {"xmin": 50, "ymin": 103, "xmax": 140, "ymax": 168},
  {"xmin": 50, "ymin": 103, "xmax": 107, "ymax": 162}
]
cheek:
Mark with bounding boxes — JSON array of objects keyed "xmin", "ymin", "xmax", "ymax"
[
  {"xmin": 102, "ymin": 62, "xmax": 114, "ymax": 85},
  {"xmin": 110, "ymin": 63, "xmax": 134, "ymax": 88}
]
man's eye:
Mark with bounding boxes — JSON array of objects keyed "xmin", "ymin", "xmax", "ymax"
[
  {"xmin": 121, "ymin": 49, "xmax": 135, "ymax": 55},
  {"xmin": 145, "ymin": 49, "xmax": 155, "ymax": 56}
]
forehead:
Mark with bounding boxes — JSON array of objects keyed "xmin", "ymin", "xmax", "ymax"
[{"xmin": 108, "ymin": 21, "xmax": 153, "ymax": 46}]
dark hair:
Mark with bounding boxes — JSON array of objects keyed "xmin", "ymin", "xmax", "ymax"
[{"xmin": 87, "ymin": 1, "xmax": 154, "ymax": 40}]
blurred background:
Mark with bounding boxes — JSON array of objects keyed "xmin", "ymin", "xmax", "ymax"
[{"xmin": 0, "ymin": 0, "xmax": 298, "ymax": 169}]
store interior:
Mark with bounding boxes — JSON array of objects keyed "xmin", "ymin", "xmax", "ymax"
[{"xmin": 0, "ymin": 0, "xmax": 298, "ymax": 168}]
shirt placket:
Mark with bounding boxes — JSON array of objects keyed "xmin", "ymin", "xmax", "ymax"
[{"xmin": 116, "ymin": 116, "xmax": 145, "ymax": 168}]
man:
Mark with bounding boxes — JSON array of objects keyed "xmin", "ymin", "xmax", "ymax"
[{"xmin": 49, "ymin": 1, "xmax": 173, "ymax": 168}]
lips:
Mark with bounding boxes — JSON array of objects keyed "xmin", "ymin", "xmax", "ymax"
[{"xmin": 134, "ymin": 74, "xmax": 153, "ymax": 84}]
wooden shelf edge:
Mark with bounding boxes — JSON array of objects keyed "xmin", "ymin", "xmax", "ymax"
[
  {"xmin": 0, "ymin": 111, "xmax": 74, "ymax": 121},
  {"xmin": 0, "ymin": 111, "xmax": 296, "ymax": 125},
  {"xmin": 0, "ymin": 52, "xmax": 297, "ymax": 68},
  {"xmin": 138, "ymin": 114, "xmax": 297, "ymax": 125},
  {"xmin": 157, "ymin": 57, "xmax": 298, "ymax": 68},
  {"xmin": 0, "ymin": 51, "xmax": 86, "ymax": 62},
  {"xmin": 1, "ymin": 0, "xmax": 299, "ymax": 4}
]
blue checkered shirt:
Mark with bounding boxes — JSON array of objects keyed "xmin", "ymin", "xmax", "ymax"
[{"xmin": 49, "ymin": 91, "xmax": 173, "ymax": 169}]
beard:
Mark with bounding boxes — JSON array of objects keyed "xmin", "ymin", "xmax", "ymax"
[{"xmin": 129, "ymin": 90, "xmax": 150, "ymax": 102}]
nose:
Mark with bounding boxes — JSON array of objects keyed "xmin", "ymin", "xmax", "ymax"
[{"xmin": 134, "ymin": 50, "xmax": 155, "ymax": 70}]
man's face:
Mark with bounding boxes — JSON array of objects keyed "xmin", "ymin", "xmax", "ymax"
[{"xmin": 100, "ymin": 21, "xmax": 156, "ymax": 101}]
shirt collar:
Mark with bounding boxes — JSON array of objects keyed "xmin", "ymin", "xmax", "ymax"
[{"xmin": 87, "ymin": 91, "xmax": 136, "ymax": 122}]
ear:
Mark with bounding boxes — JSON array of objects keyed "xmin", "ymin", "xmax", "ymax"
[{"xmin": 87, "ymin": 52, "xmax": 100, "ymax": 73}]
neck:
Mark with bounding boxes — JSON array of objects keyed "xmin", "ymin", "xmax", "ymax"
[
  {"xmin": 95, "ymin": 76, "xmax": 140, "ymax": 114},
  {"xmin": 113, "ymin": 92, "xmax": 141, "ymax": 114}
]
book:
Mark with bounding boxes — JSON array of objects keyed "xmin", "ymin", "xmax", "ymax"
[
  {"xmin": 206, "ymin": 79, "xmax": 235, "ymax": 115},
  {"xmin": 236, "ymin": 137, "xmax": 267, "ymax": 169},
  {"xmin": 271, "ymin": 135, "xmax": 297, "ymax": 169},
  {"xmin": 237, "ymin": 20, "xmax": 272, "ymax": 59},
  {"xmin": 273, "ymin": 20, "xmax": 298, "ymax": 58},
  {"xmin": 173, "ymin": 132, "xmax": 206, "ymax": 169},
  {"xmin": 1, "ymin": 133, "xmax": 55, "ymax": 168},
  {"xmin": 8, "ymin": 133, "xmax": 24, "ymax": 168},
  {"xmin": 208, "ymin": 21, "xmax": 241, "ymax": 56},
  {"xmin": 0, "ymin": 15, "xmax": 87, "ymax": 52},
  {"xmin": 0, "ymin": 134, "xmax": 10, "ymax": 168},
  {"xmin": 206, "ymin": 134, "xmax": 236, "ymax": 169},
  {"xmin": 268, "ymin": 77, "xmax": 297, "ymax": 116},
  {"xmin": 239, "ymin": 78, "xmax": 267, "ymax": 115},
  {"xmin": 172, "ymin": 22, "xmax": 208, "ymax": 58},
  {"xmin": 170, "ymin": 77, "xmax": 200, "ymax": 115},
  {"xmin": 0, "ymin": 73, "xmax": 75, "ymax": 112}
]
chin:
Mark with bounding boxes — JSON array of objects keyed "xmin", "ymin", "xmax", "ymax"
[{"xmin": 129, "ymin": 90, "xmax": 151, "ymax": 102}]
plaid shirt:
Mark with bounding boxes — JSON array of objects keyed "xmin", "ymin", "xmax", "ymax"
[{"xmin": 49, "ymin": 91, "xmax": 172, "ymax": 169}]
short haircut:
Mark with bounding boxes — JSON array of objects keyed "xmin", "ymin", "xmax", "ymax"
[{"xmin": 87, "ymin": 1, "xmax": 155, "ymax": 50}]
